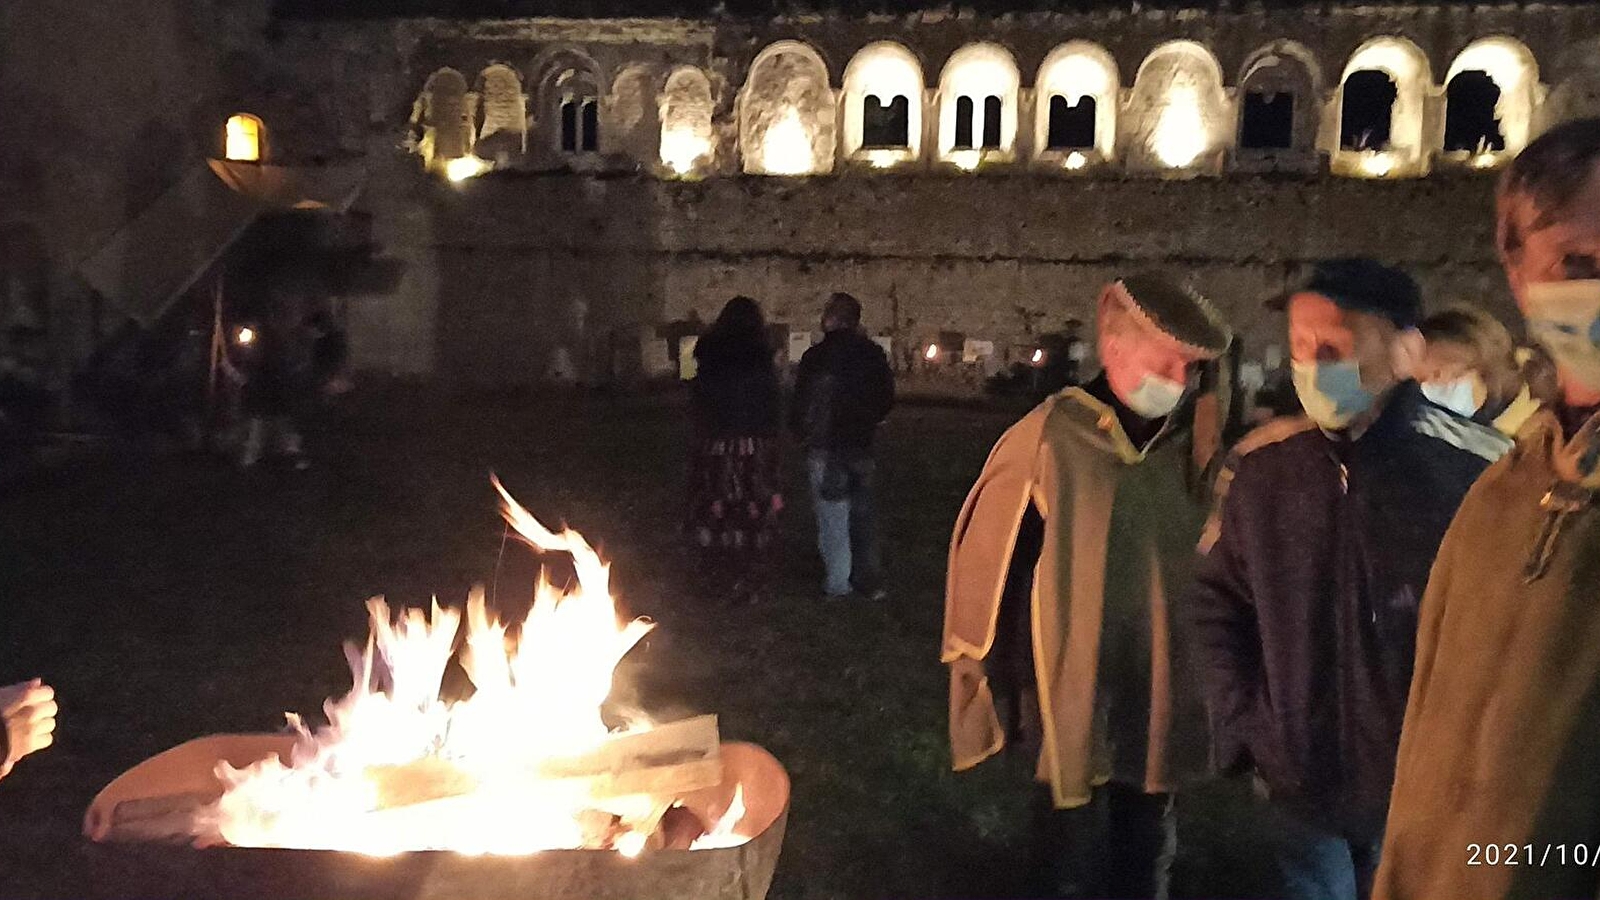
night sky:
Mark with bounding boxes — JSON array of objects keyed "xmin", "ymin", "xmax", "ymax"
[{"xmin": 273, "ymin": 0, "xmax": 1590, "ymax": 20}]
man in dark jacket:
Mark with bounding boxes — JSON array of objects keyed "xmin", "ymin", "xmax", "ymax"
[
  {"xmin": 790, "ymin": 292, "xmax": 895, "ymax": 600},
  {"xmin": 1187, "ymin": 259, "xmax": 1510, "ymax": 900}
]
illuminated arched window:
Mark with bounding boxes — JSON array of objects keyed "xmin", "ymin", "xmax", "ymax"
[
  {"xmin": 225, "ymin": 114, "xmax": 263, "ymax": 162},
  {"xmin": 1333, "ymin": 37, "xmax": 1431, "ymax": 178},
  {"xmin": 410, "ymin": 68, "xmax": 472, "ymax": 170},
  {"xmin": 1236, "ymin": 42, "xmax": 1321, "ymax": 160},
  {"xmin": 1444, "ymin": 38, "xmax": 1539, "ymax": 167},
  {"xmin": 1128, "ymin": 41, "xmax": 1228, "ymax": 173},
  {"xmin": 739, "ymin": 41, "xmax": 835, "ymax": 176},
  {"xmin": 659, "ymin": 66, "xmax": 715, "ymax": 176},
  {"xmin": 476, "ymin": 64, "xmax": 526, "ymax": 161},
  {"xmin": 843, "ymin": 42, "xmax": 924, "ymax": 166},
  {"xmin": 1035, "ymin": 42, "xmax": 1119, "ymax": 166},
  {"xmin": 938, "ymin": 43, "xmax": 1019, "ymax": 167}
]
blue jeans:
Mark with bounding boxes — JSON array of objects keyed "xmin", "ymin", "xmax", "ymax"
[
  {"xmin": 805, "ymin": 450, "xmax": 884, "ymax": 596},
  {"xmin": 1267, "ymin": 804, "xmax": 1383, "ymax": 900}
]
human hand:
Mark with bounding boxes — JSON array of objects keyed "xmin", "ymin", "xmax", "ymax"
[{"xmin": 1, "ymin": 679, "xmax": 57, "ymax": 780}]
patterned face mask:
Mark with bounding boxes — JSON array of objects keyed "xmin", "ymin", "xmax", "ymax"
[{"xmin": 1526, "ymin": 280, "xmax": 1600, "ymax": 395}]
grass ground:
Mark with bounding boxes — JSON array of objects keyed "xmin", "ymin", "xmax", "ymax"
[{"xmin": 0, "ymin": 385, "xmax": 1274, "ymax": 899}]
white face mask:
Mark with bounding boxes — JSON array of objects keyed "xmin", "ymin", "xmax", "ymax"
[
  {"xmin": 1422, "ymin": 376, "xmax": 1484, "ymax": 418},
  {"xmin": 1526, "ymin": 280, "xmax": 1600, "ymax": 393},
  {"xmin": 1121, "ymin": 373, "xmax": 1186, "ymax": 419}
]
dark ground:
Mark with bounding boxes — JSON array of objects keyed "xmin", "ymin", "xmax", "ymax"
[{"xmin": 0, "ymin": 385, "xmax": 1276, "ymax": 899}]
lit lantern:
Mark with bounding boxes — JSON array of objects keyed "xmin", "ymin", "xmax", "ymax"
[
  {"xmin": 225, "ymin": 114, "xmax": 263, "ymax": 163},
  {"xmin": 445, "ymin": 156, "xmax": 492, "ymax": 182},
  {"xmin": 760, "ymin": 108, "xmax": 816, "ymax": 176},
  {"xmin": 235, "ymin": 326, "xmax": 256, "ymax": 347},
  {"xmin": 1031, "ymin": 348, "xmax": 1045, "ymax": 365},
  {"xmin": 1063, "ymin": 151, "xmax": 1089, "ymax": 171},
  {"xmin": 924, "ymin": 343, "xmax": 941, "ymax": 362}
]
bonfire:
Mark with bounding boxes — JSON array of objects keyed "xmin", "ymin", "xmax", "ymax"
[{"xmin": 97, "ymin": 477, "xmax": 745, "ymax": 857}]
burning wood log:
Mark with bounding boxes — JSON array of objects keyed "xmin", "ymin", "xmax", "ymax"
[{"xmin": 365, "ymin": 715, "xmax": 722, "ymax": 811}]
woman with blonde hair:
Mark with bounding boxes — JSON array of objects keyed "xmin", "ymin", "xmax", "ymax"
[{"xmin": 1416, "ymin": 305, "xmax": 1544, "ymax": 436}]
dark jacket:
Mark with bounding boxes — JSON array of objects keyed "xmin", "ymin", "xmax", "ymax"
[
  {"xmin": 1187, "ymin": 381, "xmax": 1510, "ymax": 836},
  {"xmin": 691, "ymin": 336, "xmax": 780, "ymax": 438},
  {"xmin": 790, "ymin": 329, "xmax": 894, "ymax": 453}
]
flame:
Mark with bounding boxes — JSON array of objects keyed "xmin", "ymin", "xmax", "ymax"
[
  {"xmin": 924, "ymin": 343, "xmax": 941, "ymax": 361},
  {"xmin": 689, "ymin": 785, "xmax": 746, "ymax": 850},
  {"xmin": 203, "ymin": 477, "xmax": 744, "ymax": 856},
  {"xmin": 1031, "ymin": 348, "xmax": 1045, "ymax": 365},
  {"xmin": 235, "ymin": 326, "xmax": 256, "ymax": 346},
  {"xmin": 1063, "ymin": 151, "xmax": 1089, "ymax": 171}
]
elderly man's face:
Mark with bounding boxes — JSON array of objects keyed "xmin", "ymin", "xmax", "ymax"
[
  {"xmin": 1098, "ymin": 305, "xmax": 1205, "ymax": 409},
  {"xmin": 1287, "ymin": 291, "xmax": 1410, "ymax": 397},
  {"xmin": 1503, "ymin": 163, "xmax": 1600, "ymax": 309}
]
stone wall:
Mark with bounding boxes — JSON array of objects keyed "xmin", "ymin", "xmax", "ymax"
[{"xmin": 348, "ymin": 164, "xmax": 1506, "ymax": 383}]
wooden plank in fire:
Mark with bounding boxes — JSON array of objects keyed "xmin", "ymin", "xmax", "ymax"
[{"xmin": 367, "ymin": 715, "xmax": 722, "ymax": 810}]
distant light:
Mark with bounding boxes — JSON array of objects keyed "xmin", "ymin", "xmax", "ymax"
[
  {"xmin": 225, "ymin": 114, "xmax": 262, "ymax": 163},
  {"xmin": 235, "ymin": 326, "xmax": 256, "ymax": 346},
  {"xmin": 949, "ymin": 150, "xmax": 982, "ymax": 172},
  {"xmin": 760, "ymin": 107, "xmax": 817, "ymax": 176},
  {"xmin": 865, "ymin": 149, "xmax": 902, "ymax": 169},
  {"xmin": 924, "ymin": 343, "xmax": 941, "ymax": 362},
  {"xmin": 1063, "ymin": 151, "xmax": 1089, "ymax": 171},
  {"xmin": 445, "ymin": 156, "xmax": 492, "ymax": 182},
  {"xmin": 1031, "ymin": 348, "xmax": 1045, "ymax": 365},
  {"xmin": 660, "ymin": 128, "xmax": 711, "ymax": 176},
  {"xmin": 1470, "ymin": 151, "xmax": 1501, "ymax": 170},
  {"xmin": 1151, "ymin": 84, "xmax": 1207, "ymax": 169},
  {"xmin": 1358, "ymin": 151, "xmax": 1396, "ymax": 178}
]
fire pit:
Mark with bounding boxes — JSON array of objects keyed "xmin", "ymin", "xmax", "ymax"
[{"xmin": 81, "ymin": 477, "xmax": 789, "ymax": 900}]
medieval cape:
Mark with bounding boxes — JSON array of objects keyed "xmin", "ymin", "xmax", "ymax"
[
  {"xmin": 943, "ymin": 386, "xmax": 1213, "ymax": 809},
  {"xmin": 1375, "ymin": 408, "xmax": 1600, "ymax": 900}
]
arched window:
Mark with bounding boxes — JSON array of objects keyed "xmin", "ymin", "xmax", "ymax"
[
  {"xmin": 1341, "ymin": 70, "xmax": 1398, "ymax": 150},
  {"xmin": 1236, "ymin": 42, "xmax": 1321, "ymax": 161},
  {"xmin": 862, "ymin": 96, "xmax": 910, "ymax": 147},
  {"xmin": 1334, "ymin": 37, "xmax": 1431, "ymax": 178},
  {"xmin": 224, "ymin": 113, "xmax": 264, "ymax": 162},
  {"xmin": 1444, "ymin": 38, "xmax": 1539, "ymax": 167},
  {"xmin": 476, "ymin": 64, "xmax": 526, "ymax": 161},
  {"xmin": 739, "ymin": 41, "xmax": 835, "ymax": 176},
  {"xmin": 659, "ymin": 66, "xmax": 715, "ymax": 176},
  {"xmin": 533, "ymin": 52, "xmax": 605, "ymax": 162},
  {"xmin": 560, "ymin": 89, "xmax": 600, "ymax": 153},
  {"xmin": 411, "ymin": 68, "xmax": 472, "ymax": 169},
  {"xmin": 938, "ymin": 43, "xmax": 1020, "ymax": 167},
  {"xmin": 842, "ymin": 42, "xmax": 924, "ymax": 165},
  {"xmin": 1128, "ymin": 41, "xmax": 1228, "ymax": 173},
  {"xmin": 954, "ymin": 96, "xmax": 976, "ymax": 148},
  {"xmin": 1035, "ymin": 42, "xmax": 1119, "ymax": 166}
]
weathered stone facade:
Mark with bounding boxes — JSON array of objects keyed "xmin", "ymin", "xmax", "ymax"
[
  {"xmin": 12, "ymin": 2, "xmax": 1600, "ymax": 391},
  {"xmin": 251, "ymin": 4, "xmax": 1600, "ymax": 383}
]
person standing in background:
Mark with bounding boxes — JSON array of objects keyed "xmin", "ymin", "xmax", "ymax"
[
  {"xmin": 791, "ymin": 292, "xmax": 895, "ymax": 601},
  {"xmin": 688, "ymin": 296, "xmax": 784, "ymax": 605}
]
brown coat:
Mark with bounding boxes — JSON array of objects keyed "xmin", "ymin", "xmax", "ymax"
[
  {"xmin": 943, "ymin": 388, "xmax": 1212, "ymax": 808},
  {"xmin": 1376, "ymin": 409, "xmax": 1600, "ymax": 900}
]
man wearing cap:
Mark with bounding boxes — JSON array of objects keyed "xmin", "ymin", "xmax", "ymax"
[
  {"xmin": 1376, "ymin": 119, "xmax": 1600, "ymax": 900},
  {"xmin": 944, "ymin": 272, "xmax": 1231, "ymax": 898},
  {"xmin": 1186, "ymin": 258, "xmax": 1509, "ymax": 900}
]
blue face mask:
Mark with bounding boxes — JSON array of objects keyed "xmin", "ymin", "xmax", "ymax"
[{"xmin": 1292, "ymin": 359, "xmax": 1374, "ymax": 430}]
